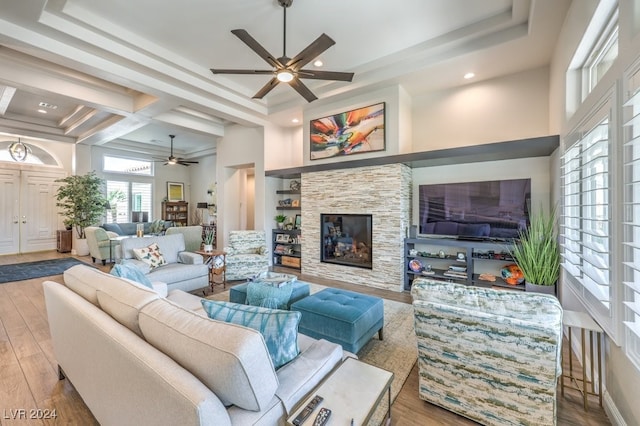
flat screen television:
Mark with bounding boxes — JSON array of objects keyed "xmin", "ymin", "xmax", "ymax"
[{"xmin": 418, "ymin": 178, "xmax": 531, "ymax": 240}]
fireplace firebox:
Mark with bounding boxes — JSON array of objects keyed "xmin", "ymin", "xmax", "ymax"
[{"xmin": 321, "ymin": 214, "xmax": 372, "ymax": 269}]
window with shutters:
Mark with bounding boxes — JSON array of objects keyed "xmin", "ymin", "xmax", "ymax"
[
  {"xmin": 561, "ymin": 97, "xmax": 614, "ymax": 335},
  {"xmin": 102, "ymin": 155, "xmax": 154, "ymax": 223},
  {"xmin": 623, "ymin": 62, "xmax": 640, "ymax": 369}
]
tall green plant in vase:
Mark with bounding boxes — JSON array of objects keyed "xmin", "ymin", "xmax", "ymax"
[
  {"xmin": 55, "ymin": 172, "xmax": 107, "ymax": 255},
  {"xmin": 510, "ymin": 206, "xmax": 560, "ymax": 295}
]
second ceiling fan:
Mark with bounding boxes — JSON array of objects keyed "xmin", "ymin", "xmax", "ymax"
[
  {"xmin": 210, "ymin": 0, "xmax": 354, "ymax": 102},
  {"xmin": 153, "ymin": 135, "xmax": 199, "ymax": 166}
]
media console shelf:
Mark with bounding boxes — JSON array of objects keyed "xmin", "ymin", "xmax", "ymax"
[{"xmin": 404, "ymin": 237, "xmax": 523, "ymax": 291}]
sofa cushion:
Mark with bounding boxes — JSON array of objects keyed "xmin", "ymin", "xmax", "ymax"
[
  {"xmin": 147, "ymin": 263, "xmax": 208, "ymax": 284},
  {"xmin": 64, "ymin": 264, "xmax": 156, "ymax": 305},
  {"xmin": 101, "ymin": 222, "xmax": 124, "ymax": 235},
  {"xmin": 110, "ymin": 262, "xmax": 153, "ymax": 288},
  {"xmin": 201, "ymin": 300, "xmax": 301, "ymax": 369},
  {"xmin": 139, "ymin": 298, "xmax": 278, "ymax": 412},
  {"xmin": 95, "ymin": 275, "xmax": 159, "ymax": 336},
  {"xmin": 120, "ymin": 234, "xmax": 185, "ymax": 264},
  {"xmin": 63, "ymin": 264, "xmax": 109, "ymax": 306},
  {"xmin": 133, "ymin": 242, "xmax": 167, "ymax": 269}
]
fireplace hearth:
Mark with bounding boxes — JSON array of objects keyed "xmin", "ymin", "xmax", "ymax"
[{"xmin": 321, "ymin": 214, "xmax": 372, "ymax": 269}]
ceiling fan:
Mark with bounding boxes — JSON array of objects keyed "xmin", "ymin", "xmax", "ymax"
[
  {"xmin": 210, "ymin": 0, "xmax": 354, "ymax": 102},
  {"xmin": 153, "ymin": 135, "xmax": 199, "ymax": 166}
]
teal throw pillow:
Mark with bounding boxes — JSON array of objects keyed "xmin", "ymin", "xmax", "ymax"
[
  {"xmin": 200, "ymin": 299, "xmax": 300, "ymax": 369},
  {"xmin": 110, "ymin": 262, "xmax": 153, "ymax": 289},
  {"xmin": 247, "ymin": 281, "xmax": 293, "ymax": 309}
]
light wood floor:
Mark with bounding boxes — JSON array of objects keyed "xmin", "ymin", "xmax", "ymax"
[{"xmin": 0, "ymin": 251, "xmax": 610, "ymax": 425}]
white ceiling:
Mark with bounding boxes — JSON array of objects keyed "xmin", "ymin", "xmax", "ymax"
[{"xmin": 0, "ymin": 0, "xmax": 571, "ymax": 157}]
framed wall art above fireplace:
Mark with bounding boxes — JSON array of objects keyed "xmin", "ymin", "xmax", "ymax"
[{"xmin": 310, "ymin": 102, "xmax": 385, "ymax": 160}]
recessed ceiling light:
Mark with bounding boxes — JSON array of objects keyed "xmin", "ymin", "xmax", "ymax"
[
  {"xmin": 38, "ymin": 101, "xmax": 58, "ymax": 109},
  {"xmin": 292, "ymin": 118, "xmax": 299, "ymax": 123},
  {"xmin": 464, "ymin": 72, "xmax": 475, "ymax": 79},
  {"xmin": 313, "ymin": 59, "xmax": 323, "ymax": 67},
  {"xmin": 37, "ymin": 109, "xmax": 47, "ymax": 114}
]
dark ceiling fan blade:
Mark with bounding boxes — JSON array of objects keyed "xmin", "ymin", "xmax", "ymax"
[
  {"xmin": 253, "ymin": 77, "xmax": 280, "ymax": 99},
  {"xmin": 289, "ymin": 78, "xmax": 317, "ymax": 102},
  {"xmin": 286, "ymin": 33, "xmax": 335, "ymax": 70},
  {"xmin": 210, "ymin": 69, "xmax": 274, "ymax": 75},
  {"xmin": 176, "ymin": 159, "xmax": 199, "ymax": 164},
  {"xmin": 231, "ymin": 29, "xmax": 282, "ymax": 69},
  {"xmin": 297, "ymin": 69, "xmax": 354, "ymax": 81}
]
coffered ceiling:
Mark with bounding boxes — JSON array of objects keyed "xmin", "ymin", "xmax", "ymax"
[{"xmin": 0, "ymin": 0, "xmax": 571, "ymax": 158}]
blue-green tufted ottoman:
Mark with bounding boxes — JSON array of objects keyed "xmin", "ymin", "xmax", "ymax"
[
  {"xmin": 229, "ymin": 280, "xmax": 310, "ymax": 309},
  {"xmin": 290, "ymin": 288, "xmax": 384, "ymax": 354}
]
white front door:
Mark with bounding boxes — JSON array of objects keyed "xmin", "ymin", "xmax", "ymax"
[
  {"xmin": 20, "ymin": 170, "xmax": 65, "ymax": 253},
  {"xmin": 0, "ymin": 169, "xmax": 20, "ymax": 254},
  {"xmin": 0, "ymin": 168, "xmax": 64, "ymax": 255}
]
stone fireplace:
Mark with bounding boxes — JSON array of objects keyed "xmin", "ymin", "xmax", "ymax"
[{"xmin": 301, "ymin": 163, "xmax": 411, "ymax": 291}]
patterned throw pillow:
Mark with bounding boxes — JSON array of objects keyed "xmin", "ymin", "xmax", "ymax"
[
  {"xmin": 132, "ymin": 243, "xmax": 166, "ymax": 269},
  {"xmin": 200, "ymin": 299, "xmax": 300, "ymax": 369}
]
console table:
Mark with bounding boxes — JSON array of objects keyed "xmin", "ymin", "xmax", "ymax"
[{"xmin": 287, "ymin": 357, "xmax": 393, "ymax": 426}]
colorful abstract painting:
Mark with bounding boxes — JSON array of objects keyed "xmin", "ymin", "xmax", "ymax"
[{"xmin": 310, "ymin": 102, "xmax": 385, "ymax": 160}]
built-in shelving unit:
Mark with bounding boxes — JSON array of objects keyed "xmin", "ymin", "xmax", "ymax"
[
  {"xmin": 276, "ymin": 189, "xmax": 301, "ymax": 210},
  {"xmin": 273, "ymin": 229, "xmax": 301, "ymax": 270},
  {"xmin": 404, "ymin": 237, "xmax": 523, "ymax": 291}
]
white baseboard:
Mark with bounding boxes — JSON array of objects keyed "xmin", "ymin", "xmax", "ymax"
[{"xmin": 604, "ymin": 390, "xmax": 627, "ymax": 426}]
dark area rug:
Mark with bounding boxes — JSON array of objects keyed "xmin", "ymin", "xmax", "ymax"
[{"xmin": 0, "ymin": 257, "xmax": 93, "ymax": 284}]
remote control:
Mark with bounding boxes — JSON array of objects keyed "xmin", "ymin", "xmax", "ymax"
[
  {"xmin": 313, "ymin": 408, "xmax": 331, "ymax": 426},
  {"xmin": 292, "ymin": 395, "xmax": 323, "ymax": 425}
]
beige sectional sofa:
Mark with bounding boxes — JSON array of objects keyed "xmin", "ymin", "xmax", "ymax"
[{"xmin": 43, "ymin": 265, "xmax": 343, "ymax": 425}]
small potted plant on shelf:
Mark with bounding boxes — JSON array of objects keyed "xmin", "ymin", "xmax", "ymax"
[
  {"xmin": 509, "ymin": 206, "xmax": 560, "ymax": 295},
  {"xmin": 275, "ymin": 214, "xmax": 287, "ymax": 230},
  {"xmin": 203, "ymin": 228, "xmax": 215, "ymax": 252}
]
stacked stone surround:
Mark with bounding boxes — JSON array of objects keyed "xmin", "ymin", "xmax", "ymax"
[{"xmin": 301, "ymin": 163, "xmax": 411, "ymax": 292}]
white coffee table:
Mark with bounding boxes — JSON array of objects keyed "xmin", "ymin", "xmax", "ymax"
[{"xmin": 287, "ymin": 357, "xmax": 393, "ymax": 426}]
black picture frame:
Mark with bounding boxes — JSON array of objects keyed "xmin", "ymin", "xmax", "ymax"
[{"xmin": 294, "ymin": 214, "xmax": 302, "ymax": 229}]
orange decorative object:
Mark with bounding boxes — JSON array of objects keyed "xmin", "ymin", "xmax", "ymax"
[{"xmin": 500, "ymin": 264, "xmax": 524, "ymax": 285}]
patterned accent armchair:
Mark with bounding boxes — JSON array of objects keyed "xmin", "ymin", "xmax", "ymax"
[
  {"xmin": 85, "ymin": 226, "xmax": 119, "ymax": 265},
  {"xmin": 411, "ymin": 278, "xmax": 563, "ymax": 426},
  {"xmin": 224, "ymin": 230, "xmax": 269, "ymax": 281}
]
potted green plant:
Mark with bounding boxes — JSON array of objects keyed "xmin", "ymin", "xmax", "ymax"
[
  {"xmin": 55, "ymin": 171, "xmax": 107, "ymax": 256},
  {"xmin": 203, "ymin": 228, "xmax": 215, "ymax": 252},
  {"xmin": 275, "ymin": 214, "xmax": 287, "ymax": 230},
  {"xmin": 509, "ymin": 206, "xmax": 560, "ymax": 295}
]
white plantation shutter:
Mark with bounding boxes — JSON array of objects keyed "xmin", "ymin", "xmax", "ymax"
[
  {"xmin": 561, "ymin": 98, "xmax": 612, "ymax": 330},
  {"xmin": 623, "ymin": 65, "xmax": 640, "ymax": 368},
  {"xmin": 106, "ymin": 181, "xmax": 153, "ymax": 223},
  {"xmin": 132, "ymin": 182, "xmax": 152, "ymax": 220}
]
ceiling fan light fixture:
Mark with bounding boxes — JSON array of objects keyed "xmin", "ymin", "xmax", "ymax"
[{"xmin": 276, "ymin": 69, "xmax": 294, "ymax": 82}]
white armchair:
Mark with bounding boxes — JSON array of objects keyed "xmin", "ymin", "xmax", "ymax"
[
  {"xmin": 223, "ymin": 230, "xmax": 269, "ymax": 281},
  {"xmin": 85, "ymin": 226, "xmax": 119, "ymax": 265}
]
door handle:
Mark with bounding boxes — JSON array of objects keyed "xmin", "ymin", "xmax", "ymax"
[{"xmin": 21, "ymin": 215, "xmax": 26, "ymax": 224}]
